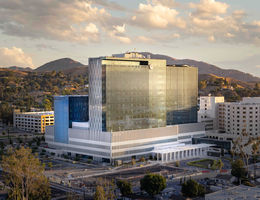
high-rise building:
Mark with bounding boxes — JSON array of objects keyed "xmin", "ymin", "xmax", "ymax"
[{"xmin": 46, "ymin": 54, "xmax": 208, "ymax": 163}]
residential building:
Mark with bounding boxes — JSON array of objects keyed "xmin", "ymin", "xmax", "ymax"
[
  {"xmin": 46, "ymin": 54, "xmax": 209, "ymax": 163},
  {"xmin": 218, "ymin": 97, "xmax": 260, "ymax": 137},
  {"xmin": 198, "ymin": 95, "xmax": 224, "ymax": 130},
  {"xmin": 13, "ymin": 110, "xmax": 54, "ymax": 133}
]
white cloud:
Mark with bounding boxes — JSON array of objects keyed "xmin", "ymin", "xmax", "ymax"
[
  {"xmin": 0, "ymin": 47, "xmax": 34, "ymax": 68},
  {"xmin": 0, "ymin": 0, "xmax": 122, "ymax": 43},
  {"xmin": 208, "ymin": 35, "xmax": 215, "ymax": 42},
  {"xmin": 132, "ymin": 1, "xmax": 186, "ymax": 29},
  {"xmin": 85, "ymin": 23, "xmax": 99, "ymax": 34},
  {"xmin": 151, "ymin": 0, "xmax": 178, "ymax": 7},
  {"xmin": 113, "ymin": 24, "xmax": 126, "ymax": 34},
  {"xmin": 0, "ymin": 0, "xmax": 260, "ymax": 46},
  {"xmin": 137, "ymin": 36, "xmax": 155, "ymax": 43},
  {"xmin": 172, "ymin": 33, "xmax": 180, "ymax": 38},
  {"xmin": 109, "ymin": 24, "xmax": 131, "ymax": 44},
  {"xmin": 187, "ymin": 1, "xmax": 260, "ymax": 45},
  {"xmin": 190, "ymin": 0, "xmax": 229, "ymax": 17}
]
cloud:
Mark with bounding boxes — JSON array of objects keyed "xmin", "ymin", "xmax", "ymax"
[
  {"xmin": 151, "ymin": 0, "xmax": 179, "ymax": 7},
  {"xmin": 35, "ymin": 44, "xmax": 57, "ymax": 51},
  {"xmin": 109, "ymin": 24, "xmax": 131, "ymax": 44},
  {"xmin": 137, "ymin": 36, "xmax": 155, "ymax": 43},
  {"xmin": 0, "ymin": 0, "xmax": 123, "ymax": 43},
  {"xmin": 189, "ymin": 0, "xmax": 229, "ymax": 17},
  {"xmin": 0, "ymin": 0, "xmax": 260, "ymax": 46},
  {"xmin": 92, "ymin": 0, "xmax": 127, "ymax": 11},
  {"xmin": 0, "ymin": 47, "xmax": 34, "ymax": 68},
  {"xmin": 208, "ymin": 35, "xmax": 215, "ymax": 42},
  {"xmin": 132, "ymin": 1, "xmax": 186, "ymax": 29},
  {"xmin": 187, "ymin": 1, "xmax": 260, "ymax": 45}
]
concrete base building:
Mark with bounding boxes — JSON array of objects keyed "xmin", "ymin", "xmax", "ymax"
[
  {"xmin": 46, "ymin": 122, "xmax": 206, "ymax": 162},
  {"xmin": 14, "ymin": 110, "xmax": 54, "ymax": 133},
  {"xmin": 46, "ymin": 54, "xmax": 208, "ymax": 163}
]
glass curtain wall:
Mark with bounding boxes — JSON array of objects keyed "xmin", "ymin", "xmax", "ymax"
[
  {"xmin": 103, "ymin": 59, "xmax": 166, "ymax": 132},
  {"xmin": 69, "ymin": 96, "xmax": 89, "ymax": 128},
  {"xmin": 166, "ymin": 66, "xmax": 198, "ymax": 125}
]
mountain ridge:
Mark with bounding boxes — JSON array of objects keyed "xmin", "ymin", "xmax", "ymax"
[
  {"xmin": 139, "ymin": 52, "xmax": 260, "ymax": 82},
  {"xmin": 4, "ymin": 53, "xmax": 260, "ymax": 82},
  {"xmin": 35, "ymin": 58, "xmax": 87, "ymax": 72}
]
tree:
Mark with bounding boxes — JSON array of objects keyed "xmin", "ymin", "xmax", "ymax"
[
  {"xmin": 116, "ymin": 180, "xmax": 133, "ymax": 196},
  {"xmin": 199, "ymin": 80, "xmax": 207, "ymax": 90},
  {"xmin": 42, "ymin": 98, "xmax": 52, "ymax": 111},
  {"xmin": 131, "ymin": 158, "xmax": 136, "ymax": 166},
  {"xmin": 2, "ymin": 147, "xmax": 51, "ymax": 200},
  {"xmin": 181, "ymin": 179, "xmax": 205, "ymax": 197},
  {"xmin": 96, "ymin": 178, "xmax": 116, "ymax": 200},
  {"xmin": 232, "ymin": 130, "xmax": 259, "ymax": 172},
  {"xmin": 216, "ymin": 159, "xmax": 224, "ymax": 172},
  {"xmin": 140, "ymin": 157, "xmax": 145, "ymax": 162},
  {"xmin": 231, "ymin": 159, "xmax": 247, "ymax": 184},
  {"xmin": 48, "ymin": 162, "xmax": 53, "ymax": 168},
  {"xmin": 140, "ymin": 174, "xmax": 166, "ymax": 196},
  {"xmin": 94, "ymin": 185, "xmax": 106, "ymax": 200},
  {"xmin": 252, "ymin": 142, "xmax": 260, "ymax": 178}
]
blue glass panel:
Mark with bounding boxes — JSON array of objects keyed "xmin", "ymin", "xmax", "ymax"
[
  {"xmin": 54, "ymin": 96, "xmax": 69, "ymax": 143},
  {"xmin": 69, "ymin": 96, "xmax": 89, "ymax": 128}
]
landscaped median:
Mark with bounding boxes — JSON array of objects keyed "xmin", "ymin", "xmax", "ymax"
[{"xmin": 187, "ymin": 158, "xmax": 223, "ymax": 170}]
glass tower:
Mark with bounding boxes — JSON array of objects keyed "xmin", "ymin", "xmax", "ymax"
[
  {"xmin": 102, "ymin": 59, "xmax": 166, "ymax": 132},
  {"xmin": 89, "ymin": 57, "xmax": 198, "ymax": 133}
]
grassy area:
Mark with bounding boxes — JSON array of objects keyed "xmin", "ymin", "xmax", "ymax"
[{"xmin": 187, "ymin": 159, "xmax": 217, "ymax": 169}]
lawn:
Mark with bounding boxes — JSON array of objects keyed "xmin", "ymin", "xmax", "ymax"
[{"xmin": 187, "ymin": 159, "xmax": 217, "ymax": 169}]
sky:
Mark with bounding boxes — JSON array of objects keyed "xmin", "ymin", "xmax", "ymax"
[{"xmin": 0, "ymin": 0, "xmax": 260, "ymax": 77}]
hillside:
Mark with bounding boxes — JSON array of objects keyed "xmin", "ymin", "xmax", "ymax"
[
  {"xmin": 138, "ymin": 52, "xmax": 260, "ymax": 82},
  {"xmin": 8, "ymin": 53, "xmax": 260, "ymax": 82},
  {"xmin": 35, "ymin": 58, "xmax": 87, "ymax": 72}
]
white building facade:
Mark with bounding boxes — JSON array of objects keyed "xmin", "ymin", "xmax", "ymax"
[
  {"xmin": 198, "ymin": 95, "xmax": 225, "ymax": 130},
  {"xmin": 218, "ymin": 97, "xmax": 260, "ymax": 137}
]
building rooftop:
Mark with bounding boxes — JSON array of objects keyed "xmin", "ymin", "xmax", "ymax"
[
  {"xmin": 205, "ymin": 185, "xmax": 260, "ymax": 200},
  {"xmin": 54, "ymin": 95, "xmax": 88, "ymax": 98},
  {"xmin": 152, "ymin": 143, "xmax": 212, "ymax": 154},
  {"xmin": 15, "ymin": 111, "xmax": 54, "ymax": 115}
]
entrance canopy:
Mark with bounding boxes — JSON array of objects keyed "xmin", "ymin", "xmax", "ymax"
[{"xmin": 152, "ymin": 143, "xmax": 213, "ymax": 162}]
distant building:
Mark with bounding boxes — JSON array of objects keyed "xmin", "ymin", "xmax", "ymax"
[
  {"xmin": 218, "ymin": 97, "xmax": 260, "ymax": 137},
  {"xmin": 46, "ymin": 54, "xmax": 209, "ymax": 163},
  {"xmin": 13, "ymin": 110, "xmax": 54, "ymax": 133},
  {"xmin": 198, "ymin": 95, "xmax": 224, "ymax": 130}
]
